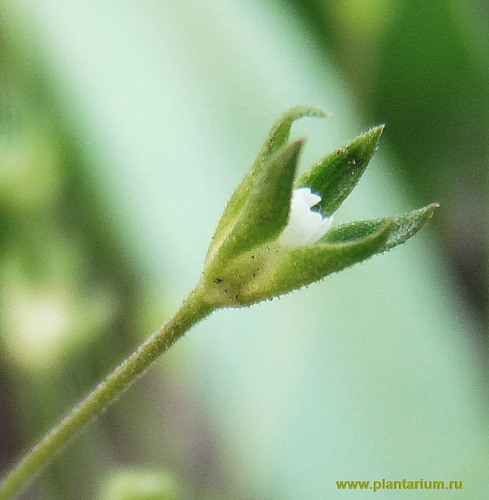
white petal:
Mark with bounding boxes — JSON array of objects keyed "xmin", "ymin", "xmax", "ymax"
[
  {"xmin": 307, "ymin": 215, "xmax": 333, "ymax": 243},
  {"xmin": 279, "ymin": 188, "xmax": 333, "ymax": 246},
  {"xmin": 294, "ymin": 187, "xmax": 321, "ymax": 208}
]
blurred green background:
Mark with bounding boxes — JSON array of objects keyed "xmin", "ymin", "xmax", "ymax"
[{"xmin": 0, "ymin": 1, "xmax": 487, "ymax": 499}]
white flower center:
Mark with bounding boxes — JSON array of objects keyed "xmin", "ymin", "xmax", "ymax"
[{"xmin": 278, "ymin": 188, "xmax": 333, "ymax": 246}]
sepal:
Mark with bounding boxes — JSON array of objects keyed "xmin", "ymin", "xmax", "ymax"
[
  {"xmin": 206, "ymin": 106, "xmax": 327, "ymax": 264},
  {"xmin": 384, "ymin": 203, "xmax": 439, "ymax": 249},
  {"xmin": 320, "ymin": 203, "xmax": 438, "ymax": 249},
  {"xmin": 219, "ymin": 140, "xmax": 304, "ymax": 258},
  {"xmin": 297, "ymin": 126, "xmax": 384, "ymax": 216},
  {"xmin": 239, "ymin": 219, "xmax": 394, "ymax": 305}
]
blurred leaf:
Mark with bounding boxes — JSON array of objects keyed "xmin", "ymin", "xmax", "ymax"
[{"xmin": 98, "ymin": 469, "xmax": 181, "ymax": 500}]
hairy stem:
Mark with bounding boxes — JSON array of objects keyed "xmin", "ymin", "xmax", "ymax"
[{"xmin": 0, "ymin": 287, "xmax": 213, "ymax": 500}]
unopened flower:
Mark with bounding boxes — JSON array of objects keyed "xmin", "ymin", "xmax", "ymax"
[
  {"xmin": 279, "ymin": 188, "xmax": 333, "ymax": 246},
  {"xmin": 200, "ymin": 106, "xmax": 437, "ymax": 308}
]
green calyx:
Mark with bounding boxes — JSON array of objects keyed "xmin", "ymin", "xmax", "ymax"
[{"xmin": 200, "ymin": 106, "xmax": 438, "ymax": 308}]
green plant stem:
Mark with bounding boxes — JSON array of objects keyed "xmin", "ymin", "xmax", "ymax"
[{"xmin": 0, "ymin": 287, "xmax": 213, "ymax": 500}]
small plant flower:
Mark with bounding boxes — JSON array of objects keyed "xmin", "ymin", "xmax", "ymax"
[
  {"xmin": 200, "ymin": 106, "xmax": 437, "ymax": 308},
  {"xmin": 0, "ymin": 106, "xmax": 438, "ymax": 499}
]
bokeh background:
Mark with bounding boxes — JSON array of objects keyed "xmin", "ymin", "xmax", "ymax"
[{"xmin": 0, "ymin": 1, "xmax": 487, "ymax": 499}]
